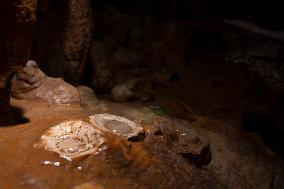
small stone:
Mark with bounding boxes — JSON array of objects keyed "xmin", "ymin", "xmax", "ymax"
[
  {"xmin": 77, "ymin": 85, "xmax": 98, "ymax": 108},
  {"xmin": 111, "ymin": 80, "xmax": 136, "ymax": 102},
  {"xmin": 111, "ymin": 79, "xmax": 154, "ymax": 102}
]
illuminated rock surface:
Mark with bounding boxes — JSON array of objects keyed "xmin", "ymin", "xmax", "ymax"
[
  {"xmin": 89, "ymin": 114, "xmax": 144, "ymax": 140},
  {"xmin": 0, "ymin": 99, "xmax": 283, "ymax": 189},
  {"xmin": 38, "ymin": 120, "xmax": 104, "ymax": 160}
]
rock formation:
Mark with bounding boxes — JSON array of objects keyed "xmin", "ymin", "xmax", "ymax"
[{"xmin": 11, "ymin": 60, "xmax": 80, "ymax": 104}]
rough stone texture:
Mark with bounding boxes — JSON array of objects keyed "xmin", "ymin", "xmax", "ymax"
[
  {"xmin": 11, "ymin": 60, "xmax": 80, "ymax": 104},
  {"xmin": 32, "ymin": 0, "xmax": 93, "ymax": 85},
  {"xmin": 63, "ymin": 0, "xmax": 93, "ymax": 85},
  {"xmin": 15, "ymin": 0, "xmax": 37, "ymax": 22},
  {"xmin": 134, "ymin": 107, "xmax": 211, "ymax": 168},
  {"xmin": 202, "ymin": 117, "xmax": 284, "ymax": 189}
]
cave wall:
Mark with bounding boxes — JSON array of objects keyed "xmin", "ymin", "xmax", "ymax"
[
  {"xmin": 31, "ymin": 0, "xmax": 210, "ymax": 88},
  {"xmin": 30, "ymin": 0, "xmax": 284, "ymax": 92},
  {"xmin": 0, "ymin": 0, "xmax": 37, "ymax": 89}
]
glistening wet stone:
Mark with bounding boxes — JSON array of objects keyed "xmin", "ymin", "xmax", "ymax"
[
  {"xmin": 38, "ymin": 120, "xmax": 105, "ymax": 160},
  {"xmin": 104, "ymin": 120, "xmax": 133, "ymax": 134},
  {"xmin": 89, "ymin": 114, "xmax": 144, "ymax": 139}
]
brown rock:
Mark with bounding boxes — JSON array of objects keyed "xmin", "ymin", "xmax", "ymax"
[
  {"xmin": 77, "ymin": 85, "xmax": 98, "ymax": 108},
  {"xmin": 111, "ymin": 79, "xmax": 136, "ymax": 102},
  {"xmin": 171, "ymin": 120, "xmax": 211, "ymax": 168},
  {"xmin": 137, "ymin": 106, "xmax": 211, "ymax": 168},
  {"xmin": 147, "ymin": 117, "xmax": 211, "ymax": 168},
  {"xmin": 111, "ymin": 78, "xmax": 154, "ymax": 102}
]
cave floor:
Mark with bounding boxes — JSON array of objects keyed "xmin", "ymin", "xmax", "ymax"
[{"xmin": 0, "ymin": 53, "xmax": 284, "ymax": 189}]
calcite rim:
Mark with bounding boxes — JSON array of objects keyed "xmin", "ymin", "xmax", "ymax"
[
  {"xmin": 40, "ymin": 120, "xmax": 104, "ymax": 160},
  {"xmin": 89, "ymin": 114, "xmax": 144, "ymax": 139}
]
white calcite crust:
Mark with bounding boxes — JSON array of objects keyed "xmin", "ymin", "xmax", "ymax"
[
  {"xmin": 89, "ymin": 114, "xmax": 144, "ymax": 139},
  {"xmin": 40, "ymin": 120, "xmax": 104, "ymax": 160}
]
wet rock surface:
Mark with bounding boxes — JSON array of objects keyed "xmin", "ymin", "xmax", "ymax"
[
  {"xmin": 89, "ymin": 114, "xmax": 144, "ymax": 141},
  {"xmin": 0, "ymin": 96, "xmax": 283, "ymax": 189},
  {"xmin": 11, "ymin": 60, "xmax": 80, "ymax": 104},
  {"xmin": 38, "ymin": 120, "xmax": 104, "ymax": 160}
]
